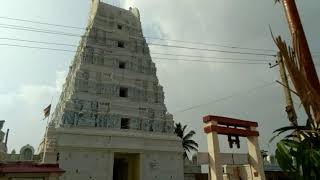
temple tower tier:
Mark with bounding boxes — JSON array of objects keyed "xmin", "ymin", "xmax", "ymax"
[{"xmin": 40, "ymin": 1, "xmax": 184, "ymax": 180}]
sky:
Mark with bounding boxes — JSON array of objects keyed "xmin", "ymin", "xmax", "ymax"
[{"xmin": 0, "ymin": 0, "xmax": 319, "ymax": 156}]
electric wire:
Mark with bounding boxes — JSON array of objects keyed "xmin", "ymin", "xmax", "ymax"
[
  {"xmin": 0, "ymin": 16, "xmax": 84, "ymax": 30},
  {"xmin": 0, "ymin": 37, "xmax": 78, "ymax": 47},
  {"xmin": 0, "ymin": 22, "xmax": 316, "ymax": 59},
  {"xmin": 0, "ymin": 43, "xmax": 76, "ymax": 52},
  {"xmin": 151, "ymin": 57, "xmax": 267, "ymax": 65},
  {"xmin": 148, "ymin": 43, "xmax": 276, "ymax": 57},
  {"xmin": 145, "ymin": 36, "xmax": 276, "ymax": 52},
  {"xmin": 1, "ymin": 15, "xmax": 319, "ymax": 56},
  {"xmin": 0, "ymin": 20, "xmax": 314, "ymax": 62},
  {"xmin": 0, "ymin": 24, "xmax": 277, "ymax": 57},
  {"xmin": 0, "ymin": 37, "xmax": 271, "ymax": 62},
  {"xmin": 150, "ymin": 52, "xmax": 269, "ymax": 62},
  {"xmin": 0, "ymin": 24, "xmax": 81, "ymax": 37},
  {"xmin": 0, "ymin": 16, "xmax": 278, "ymax": 52},
  {"xmin": 172, "ymin": 81, "xmax": 276, "ymax": 114},
  {"xmin": 0, "ymin": 43, "xmax": 270, "ymax": 65}
]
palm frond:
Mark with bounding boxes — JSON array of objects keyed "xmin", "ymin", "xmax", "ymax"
[
  {"xmin": 270, "ymin": 27, "xmax": 320, "ymax": 124},
  {"xmin": 174, "ymin": 122, "xmax": 199, "ymax": 154},
  {"xmin": 183, "ymin": 130, "xmax": 196, "ymax": 141},
  {"xmin": 184, "ymin": 144, "xmax": 199, "ymax": 152},
  {"xmin": 183, "ymin": 140, "xmax": 199, "ymax": 148},
  {"xmin": 273, "ymin": 125, "xmax": 306, "ymax": 134},
  {"xmin": 182, "ymin": 125, "xmax": 187, "ymax": 134}
]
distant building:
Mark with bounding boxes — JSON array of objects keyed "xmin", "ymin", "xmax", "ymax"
[
  {"xmin": 0, "ymin": 162, "xmax": 65, "ymax": 180},
  {"xmin": 263, "ymin": 155, "xmax": 292, "ymax": 180},
  {"xmin": 0, "ymin": 121, "xmax": 65, "ymax": 179},
  {"xmin": 183, "ymin": 155, "xmax": 209, "ymax": 180},
  {"xmin": 39, "ymin": 1, "xmax": 184, "ymax": 180},
  {"xmin": 6, "ymin": 145, "xmax": 41, "ymax": 162},
  {"xmin": 184, "ymin": 157, "xmax": 201, "ymax": 180}
]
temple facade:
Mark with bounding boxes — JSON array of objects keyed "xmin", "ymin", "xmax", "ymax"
[{"xmin": 39, "ymin": 1, "xmax": 184, "ymax": 180}]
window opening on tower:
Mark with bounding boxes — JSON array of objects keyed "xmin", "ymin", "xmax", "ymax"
[
  {"xmin": 121, "ymin": 118, "xmax": 130, "ymax": 129},
  {"xmin": 119, "ymin": 87, "xmax": 128, "ymax": 97},
  {"xmin": 119, "ymin": 61, "xmax": 126, "ymax": 69},
  {"xmin": 117, "ymin": 41, "xmax": 125, "ymax": 48}
]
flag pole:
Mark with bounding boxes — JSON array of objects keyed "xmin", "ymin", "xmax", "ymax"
[{"xmin": 42, "ymin": 96, "xmax": 54, "ymax": 163}]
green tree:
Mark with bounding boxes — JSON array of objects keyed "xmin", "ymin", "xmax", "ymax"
[
  {"xmin": 174, "ymin": 122, "xmax": 199, "ymax": 158},
  {"xmin": 271, "ymin": 123, "xmax": 320, "ymax": 179}
]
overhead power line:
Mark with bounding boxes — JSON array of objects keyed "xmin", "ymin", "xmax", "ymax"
[
  {"xmin": 151, "ymin": 52, "xmax": 269, "ymax": 62},
  {"xmin": 0, "ymin": 16, "xmax": 84, "ymax": 30},
  {"xmin": 0, "ymin": 23, "xmax": 277, "ymax": 57},
  {"xmin": 145, "ymin": 36, "xmax": 276, "ymax": 52},
  {"xmin": 0, "ymin": 37, "xmax": 78, "ymax": 47},
  {"xmin": 0, "ymin": 37, "xmax": 272, "ymax": 62},
  {"xmin": 0, "ymin": 24, "xmax": 81, "ymax": 37},
  {"xmin": 0, "ymin": 43, "xmax": 269, "ymax": 65},
  {"xmin": 173, "ymin": 81, "xmax": 276, "ymax": 114},
  {"xmin": 151, "ymin": 57, "xmax": 267, "ymax": 65},
  {"xmin": 0, "ymin": 43, "xmax": 76, "ymax": 52},
  {"xmin": 149, "ymin": 43, "xmax": 276, "ymax": 57},
  {"xmin": 0, "ymin": 16, "xmax": 278, "ymax": 52},
  {"xmin": 1, "ymin": 15, "xmax": 319, "ymax": 56}
]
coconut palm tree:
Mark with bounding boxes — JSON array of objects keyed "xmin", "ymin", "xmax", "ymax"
[{"xmin": 174, "ymin": 122, "xmax": 198, "ymax": 158}]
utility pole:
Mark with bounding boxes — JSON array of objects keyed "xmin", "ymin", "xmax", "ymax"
[
  {"xmin": 281, "ymin": 0, "xmax": 320, "ymax": 92},
  {"xmin": 277, "ymin": 52, "xmax": 298, "ymax": 126}
]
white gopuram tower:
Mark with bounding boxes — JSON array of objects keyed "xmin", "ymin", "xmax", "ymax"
[{"xmin": 40, "ymin": 1, "xmax": 184, "ymax": 180}]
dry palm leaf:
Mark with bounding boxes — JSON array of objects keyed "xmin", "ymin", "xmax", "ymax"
[{"xmin": 271, "ymin": 32, "xmax": 320, "ymax": 123}]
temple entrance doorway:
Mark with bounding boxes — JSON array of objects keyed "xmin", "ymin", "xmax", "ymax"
[{"xmin": 113, "ymin": 153, "xmax": 140, "ymax": 180}]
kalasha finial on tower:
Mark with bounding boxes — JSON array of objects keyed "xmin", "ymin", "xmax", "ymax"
[{"xmin": 129, "ymin": 7, "xmax": 140, "ymax": 19}]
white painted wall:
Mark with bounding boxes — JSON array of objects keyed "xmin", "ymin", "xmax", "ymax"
[{"xmin": 46, "ymin": 127, "xmax": 184, "ymax": 180}]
